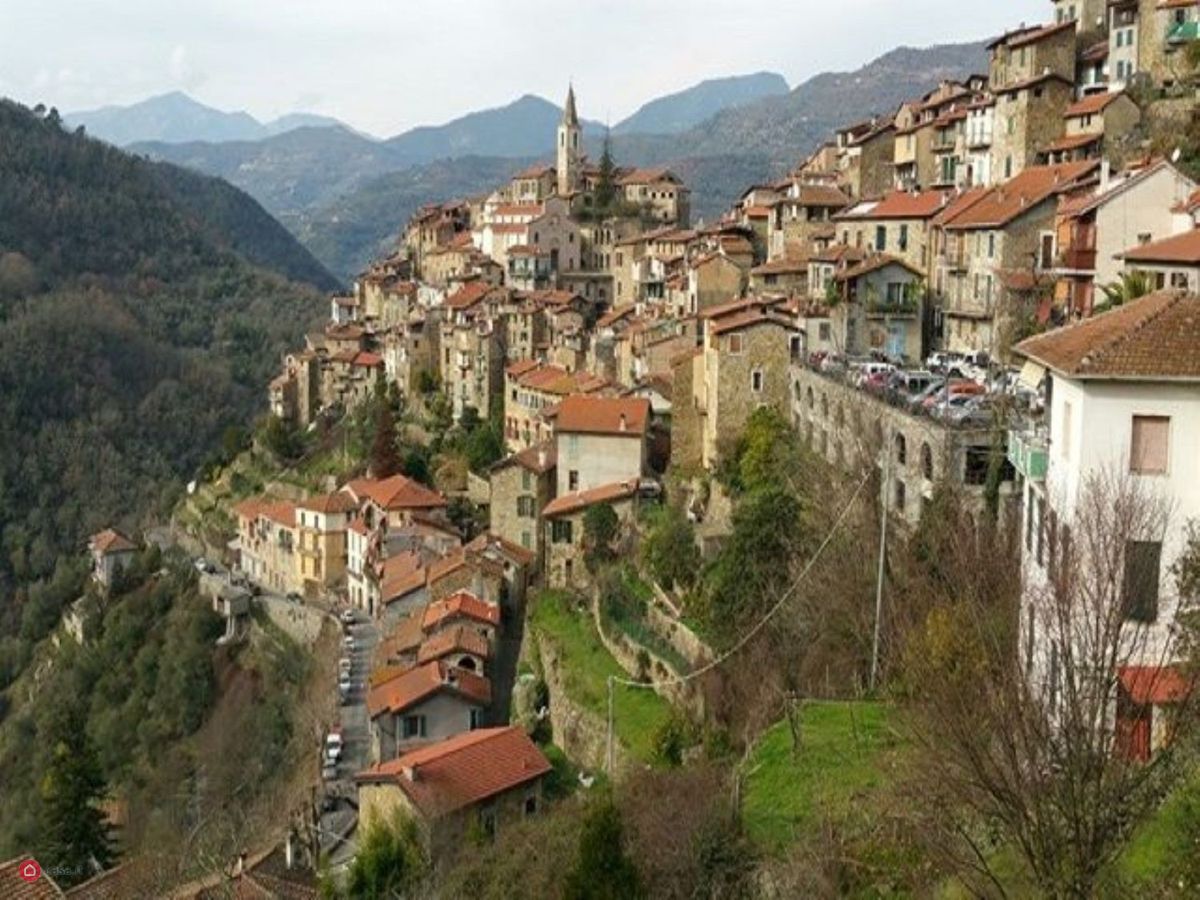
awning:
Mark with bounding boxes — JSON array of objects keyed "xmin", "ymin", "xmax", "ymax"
[
  {"xmin": 1018, "ymin": 360, "xmax": 1046, "ymax": 391},
  {"xmin": 1119, "ymin": 665, "xmax": 1192, "ymax": 706}
]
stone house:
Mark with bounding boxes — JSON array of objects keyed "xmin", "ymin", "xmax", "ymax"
[
  {"xmin": 509, "ymin": 163, "xmax": 557, "ymax": 204},
  {"xmin": 1109, "ymin": 0, "xmax": 1200, "ymax": 89},
  {"xmin": 503, "ymin": 361, "xmax": 608, "ymax": 451},
  {"xmin": 834, "ymin": 189, "xmax": 953, "ymax": 278},
  {"xmin": 683, "ymin": 251, "xmax": 746, "ymax": 316},
  {"xmin": 617, "ymin": 168, "xmax": 691, "ymax": 225},
  {"xmin": 892, "ymin": 101, "xmax": 934, "ymax": 190},
  {"xmin": 688, "ymin": 298, "xmax": 801, "ymax": 469},
  {"xmin": 440, "ymin": 303, "xmax": 507, "ymax": 422},
  {"xmin": 768, "ymin": 182, "xmax": 850, "ymax": 260},
  {"xmin": 355, "ymin": 727, "xmax": 551, "ymax": 861},
  {"xmin": 750, "ymin": 256, "xmax": 809, "ymax": 295},
  {"xmin": 551, "ymin": 395, "xmax": 650, "ymax": 496},
  {"xmin": 234, "ymin": 498, "xmax": 302, "ymax": 596},
  {"xmin": 366, "ymin": 661, "xmax": 492, "ymax": 761},
  {"xmin": 383, "ymin": 313, "xmax": 438, "ymax": 401},
  {"xmin": 830, "ymin": 254, "xmax": 926, "ymax": 362},
  {"xmin": 88, "ymin": 528, "xmax": 138, "ymax": 589},
  {"xmin": 488, "ymin": 442, "xmax": 557, "ymax": 570},
  {"xmin": 964, "ymin": 98, "xmax": 996, "ymax": 187},
  {"xmin": 1053, "ymin": 160, "xmax": 1197, "ymax": 315},
  {"xmin": 938, "ymin": 160, "xmax": 1099, "ymax": 355},
  {"xmin": 296, "ymin": 491, "xmax": 356, "ymax": 598},
  {"xmin": 543, "ymin": 480, "xmax": 640, "ymax": 588},
  {"xmin": 1041, "ymin": 91, "xmax": 1142, "ymax": 165},
  {"xmin": 837, "ymin": 117, "xmax": 897, "ymax": 199},
  {"xmin": 988, "ymin": 21, "xmax": 1078, "ymax": 91},
  {"xmin": 807, "ymin": 244, "xmax": 868, "ymax": 302},
  {"xmin": 1052, "ymin": 0, "xmax": 1108, "ymax": 34},
  {"xmin": 1119, "ymin": 228, "xmax": 1200, "ymax": 292},
  {"xmin": 989, "ymin": 73, "xmax": 1076, "ymax": 182}
]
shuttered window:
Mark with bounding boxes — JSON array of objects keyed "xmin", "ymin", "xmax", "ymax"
[
  {"xmin": 1130, "ymin": 415, "xmax": 1169, "ymax": 474},
  {"xmin": 1122, "ymin": 541, "xmax": 1162, "ymax": 623}
]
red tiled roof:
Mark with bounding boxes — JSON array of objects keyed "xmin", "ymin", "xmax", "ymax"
[
  {"xmin": 417, "ymin": 624, "xmax": 491, "ymax": 665},
  {"xmin": 543, "ymin": 479, "xmax": 639, "ymax": 518},
  {"xmin": 0, "ymin": 859, "xmax": 64, "ymax": 899},
  {"xmin": 698, "ymin": 295, "xmax": 788, "ymax": 320},
  {"xmin": 377, "ymin": 614, "xmax": 426, "ymax": 662},
  {"xmin": 809, "ymin": 243, "xmax": 868, "ymax": 265},
  {"xmin": 464, "ymin": 531, "xmax": 537, "ymax": 568},
  {"xmin": 352, "ymin": 351, "xmax": 383, "ymax": 368},
  {"xmin": 751, "ymin": 258, "xmax": 808, "ymax": 275},
  {"xmin": 553, "ymin": 395, "xmax": 650, "ymax": 437},
  {"xmin": 932, "ymin": 187, "xmax": 991, "ymax": 226},
  {"xmin": 355, "ymin": 475, "xmax": 446, "ymax": 511},
  {"xmin": 944, "ymin": 161, "xmax": 1100, "ymax": 229},
  {"xmin": 505, "ymin": 359, "xmax": 541, "ymax": 378},
  {"xmin": 1174, "ymin": 188, "xmax": 1200, "ymax": 216},
  {"xmin": 423, "ymin": 590, "xmax": 501, "ymax": 631},
  {"xmin": 355, "ymin": 726, "xmax": 550, "ymax": 819},
  {"xmin": 837, "ymin": 189, "xmax": 950, "ymax": 221},
  {"xmin": 514, "ymin": 364, "xmax": 607, "ymax": 396},
  {"xmin": 743, "ymin": 205, "xmax": 772, "ymax": 218},
  {"xmin": 617, "ymin": 167, "xmax": 680, "ymax": 186},
  {"xmin": 791, "ymin": 184, "xmax": 851, "ymax": 208},
  {"xmin": 1013, "ymin": 290, "xmax": 1200, "ymax": 379},
  {"xmin": 493, "ymin": 442, "xmax": 557, "ymax": 475},
  {"xmin": 1064, "ymin": 91, "xmax": 1126, "ymax": 118},
  {"xmin": 512, "ymin": 163, "xmax": 554, "ymax": 179},
  {"xmin": 708, "ymin": 309, "xmax": 801, "ymax": 336},
  {"xmin": 366, "ymin": 660, "xmax": 491, "ymax": 718},
  {"xmin": 90, "ymin": 528, "xmax": 137, "ymax": 555},
  {"xmin": 596, "ymin": 304, "xmax": 636, "ymax": 328},
  {"xmin": 446, "ymin": 282, "xmax": 495, "ymax": 310},
  {"xmin": 233, "ymin": 498, "xmax": 296, "ymax": 529},
  {"xmin": 993, "ymin": 72, "xmax": 1074, "ymax": 96},
  {"xmin": 1044, "ymin": 132, "xmax": 1103, "ymax": 153},
  {"xmin": 298, "ymin": 491, "xmax": 358, "ymax": 515},
  {"xmin": 1120, "ymin": 228, "xmax": 1200, "ymax": 264},
  {"xmin": 835, "ymin": 253, "xmax": 922, "ymax": 281}
]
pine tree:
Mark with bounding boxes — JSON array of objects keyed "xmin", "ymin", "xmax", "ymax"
[
  {"xmin": 564, "ymin": 797, "xmax": 642, "ymax": 900},
  {"xmin": 594, "ymin": 130, "xmax": 617, "ymax": 212},
  {"xmin": 369, "ymin": 400, "xmax": 401, "ymax": 479},
  {"xmin": 38, "ymin": 701, "xmax": 114, "ymax": 886}
]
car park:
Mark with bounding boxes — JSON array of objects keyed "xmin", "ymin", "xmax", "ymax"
[{"xmin": 854, "ymin": 361, "xmax": 895, "ymax": 388}]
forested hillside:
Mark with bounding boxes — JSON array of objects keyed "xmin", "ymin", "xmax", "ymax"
[{"xmin": 0, "ymin": 100, "xmax": 327, "ymax": 683}]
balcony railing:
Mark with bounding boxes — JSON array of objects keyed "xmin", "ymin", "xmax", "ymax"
[
  {"xmin": 1008, "ymin": 428, "xmax": 1048, "ymax": 481},
  {"xmin": 1058, "ymin": 247, "xmax": 1097, "ymax": 271},
  {"xmin": 865, "ymin": 297, "xmax": 919, "ymax": 317}
]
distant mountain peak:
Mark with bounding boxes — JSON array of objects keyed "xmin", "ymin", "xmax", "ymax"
[{"xmin": 613, "ymin": 71, "xmax": 790, "ymax": 136}]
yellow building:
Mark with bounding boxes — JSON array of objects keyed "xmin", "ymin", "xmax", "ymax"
[{"xmin": 296, "ymin": 491, "xmax": 357, "ymax": 597}]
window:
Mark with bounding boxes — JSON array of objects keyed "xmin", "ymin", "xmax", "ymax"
[
  {"xmin": 875, "ymin": 226, "xmax": 887, "ymax": 251},
  {"xmin": 1036, "ymin": 496, "xmax": 1046, "ymax": 567},
  {"xmin": 517, "ymin": 495, "xmax": 535, "ymax": 517},
  {"xmin": 894, "ymin": 432, "xmax": 907, "ymax": 465},
  {"xmin": 521, "ymin": 469, "xmax": 531, "ymax": 490},
  {"xmin": 521, "ymin": 531, "xmax": 531, "ymax": 549},
  {"xmin": 751, "ymin": 369, "xmax": 764, "ymax": 392},
  {"xmin": 402, "ymin": 715, "xmax": 427, "ymax": 739},
  {"xmin": 469, "ymin": 708, "xmax": 483, "ymax": 730},
  {"xmin": 568, "ymin": 470, "xmax": 579, "ymax": 491},
  {"xmin": 728, "ymin": 333, "xmax": 744, "ymax": 354},
  {"xmin": 1130, "ymin": 415, "xmax": 1169, "ymax": 474},
  {"xmin": 1122, "ymin": 541, "xmax": 1162, "ymax": 622},
  {"xmin": 987, "ymin": 232, "xmax": 995, "ymax": 258},
  {"xmin": 524, "ymin": 793, "xmax": 539, "ymax": 816},
  {"xmin": 921, "ymin": 443, "xmax": 934, "ymax": 480},
  {"xmin": 818, "ymin": 322, "xmax": 831, "ymax": 341},
  {"xmin": 899, "ymin": 224, "xmax": 909, "ymax": 252},
  {"xmin": 894, "ymin": 479, "xmax": 906, "ymax": 512},
  {"xmin": 551, "ymin": 519, "xmax": 573, "ymax": 544},
  {"xmin": 1004, "ymin": 156, "xmax": 1013, "ymax": 179}
]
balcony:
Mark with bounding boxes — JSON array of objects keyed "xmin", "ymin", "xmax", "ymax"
[
  {"xmin": 865, "ymin": 297, "xmax": 919, "ymax": 318},
  {"xmin": 1007, "ymin": 428, "xmax": 1048, "ymax": 481},
  {"xmin": 1167, "ymin": 20, "xmax": 1200, "ymax": 45},
  {"xmin": 1058, "ymin": 246, "xmax": 1097, "ymax": 271}
]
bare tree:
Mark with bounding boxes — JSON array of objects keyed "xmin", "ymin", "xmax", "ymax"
[{"xmin": 900, "ymin": 470, "xmax": 1199, "ymax": 898}]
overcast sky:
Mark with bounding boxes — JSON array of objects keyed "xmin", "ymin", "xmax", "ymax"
[{"xmin": 1, "ymin": 0, "xmax": 1046, "ymax": 137}]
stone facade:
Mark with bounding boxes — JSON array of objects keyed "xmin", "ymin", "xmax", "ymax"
[
  {"xmin": 990, "ymin": 77, "xmax": 1074, "ymax": 182},
  {"xmin": 488, "ymin": 448, "xmax": 556, "ymax": 573}
]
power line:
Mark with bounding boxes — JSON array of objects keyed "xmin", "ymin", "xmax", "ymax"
[{"xmin": 607, "ymin": 469, "xmax": 873, "ymax": 695}]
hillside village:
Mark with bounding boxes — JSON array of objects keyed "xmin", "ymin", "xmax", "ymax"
[{"xmin": 19, "ymin": 2, "xmax": 1200, "ymax": 897}]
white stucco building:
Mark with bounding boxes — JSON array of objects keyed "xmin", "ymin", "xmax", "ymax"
[{"xmin": 1010, "ymin": 290, "xmax": 1200, "ymax": 759}]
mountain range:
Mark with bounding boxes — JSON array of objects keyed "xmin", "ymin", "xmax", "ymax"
[
  {"xmin": 104, "ymin": 41, "xmax": 987, "ymax": 281},
  {"xmin": 64, "ymin": 91, "xmax": 361, "ymax": 146}
]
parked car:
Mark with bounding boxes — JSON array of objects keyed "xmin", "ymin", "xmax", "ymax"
[
  {"xmin": 905, "ymin": 378, "xmax": 948, "ymax": 411},
  {"xmin": 887, "ymin": 370, "xmax": 938, "ymax": 403},
  {"xmin": 194, "ymin": 558, "xmax": 216, "ymax": 575},
  {"xmin": 925, "ymin": 351, "xmax": 964, "ymax": 373},
  {"xmin": 338, "ymin": 676, "xmax": 352, "ymax": 704},
  {"xmin": 339, "ymin": 608, "xmax": 356, "ymax": 625},
  {"xmin": 929, "ymin": 393, "xmax": 983, "ymax": 421},
  {"xmin": 921, "ymin": 380, "xmax": 986, "ymax": 410},
  {"xmin": 322, "ymin": 761, "xmax": 338, "ymax": 781},
  {"xmin": 342, "ymin": 634, "xmax": 357, "ymax": 652},
  {"xmin": 286, "ymin": 591, "xmax": 302, "ymax": 604},
  {"xmin": 854, "ymin": 361, "xmax": 895, "ymax": 387},
  {"xmin": 338, "ymin": 658, "xmax": 352, "ymax": 675},
  {"xmin": 325, "ymin": 730, "xmax": 343, "ymax": 763}
]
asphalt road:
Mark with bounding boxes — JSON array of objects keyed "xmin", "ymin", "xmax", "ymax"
[{"xmin": 319, "ymin": 609, "xmax": 379, "ymax": 866}]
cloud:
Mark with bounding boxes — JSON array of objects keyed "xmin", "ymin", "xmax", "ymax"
[{"xmin": 168, "ymin": 44, "xmax": 206, "ymax": 91}]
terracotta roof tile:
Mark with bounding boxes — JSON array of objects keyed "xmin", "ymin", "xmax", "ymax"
[
  {"xmin": 90, "ymin": 528, "xmax": 137, "ymax": 555},
  {"xmin": 1120, "ymin": 228, "xmax": 1200, "ymax": 265},
  {"xmin": 1013, "ymin": 290, "xmax": 1200, "ymax": 379},
  {"xmin": 944, "ymin": 162, "xmax": 1099, "ymax": 229},
  {"xmin": 0, "ymin": 859, "xmax": 65, "ymax": 899},
  {"xmin": 1064, "ymin": 91, "xmax": 1126, "ymax": 118},
  {"xmin": 354, "ymin": 475, "xmax": 446, "ymax": 511},
  {"xmin": 835, "ymin": 253, "xmax": 922, "ymax": 281},
  {"xmin": 417, "ymin": 624, "xmax": 491, "ymax": 665},
  {"xmin": 298, "ymin": 491, "xmax": 357, "ymax": 515},
  {"xmin": 493, "ymin": 442, "xmax": 557, "ymax": 475},
  {"xmin": 553, "ymin": 395, "xmax": 649, "ymax": 437},
  {"xmin": 542, "ymin": 479, "xmax": 640, "ymax": 518},
  {"xmin": 708, "ymin": 309, "xmax": 801, "ymax": 336},
  {"xmin": 354, "ymin": 726, "xmax": 550, "ymax": 819},
  {"xmin": 423, "ymin": 590, "xmax": 500, "ymax": 631},
  {"xmin": 365, "ymin": 660, "xmax": 491, "ymax": 718},
  {"xmin": 464, "ymin": 532, "xmax": 537, "ymax": 567},
  {"xmin": 836, "ymin": 189, "xmax": 951, "ymax": 221}
]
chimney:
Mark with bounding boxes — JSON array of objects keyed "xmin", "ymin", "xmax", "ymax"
[
  {"xmin": 1099, "ymin": 158, "xmax": 1111, "ymax": 190},
  {"xmin": 537, "ymin": 447, "xmax": 548, "ymax": 470},
  {"xmin": 618, "ymin": 413, "xmax": 628, "ymax": 432},
  {"xmin": 403, "ymin": 764, "xmax": 419, "ymax": 782}
]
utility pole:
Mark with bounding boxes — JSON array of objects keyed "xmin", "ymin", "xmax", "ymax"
[
  {"xmin": 870, "ymin": 443, "xmax": 889, "ymax": 693},
  {"xmin": 606, "ymin": 676, "xmax": 614, "ymax": 775}
]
